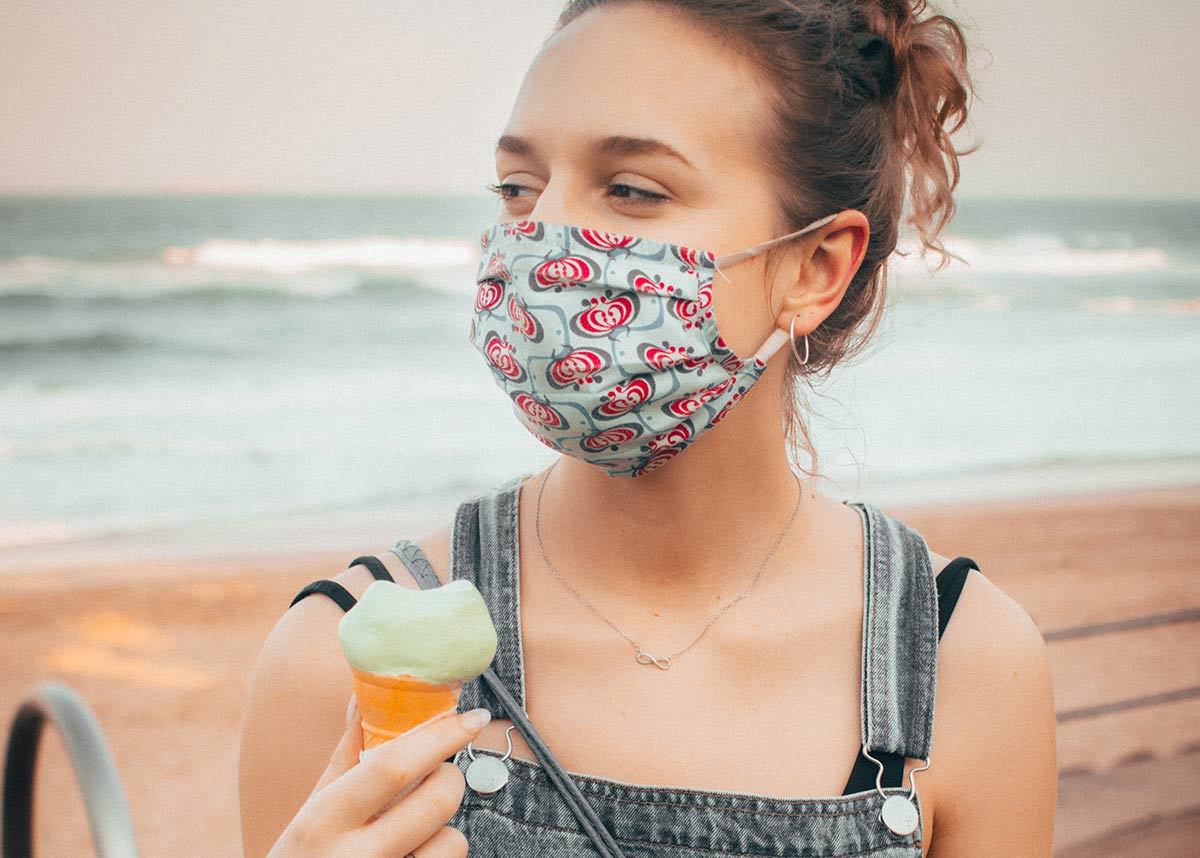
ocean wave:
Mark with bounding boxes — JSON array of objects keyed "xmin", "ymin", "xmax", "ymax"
[
  {"xmin": 2, "ymin": 229, "xmax": 1190, "ymax": 310},
  {"xmin": 890, "ymin": 232, "xmax": 1175, "ymax": 279},
  {"xmin": 0, "ymin": 254, "xmax": 365, "ymax": 301},
  {"xmin": 0, "ymin": 435, "xmax": 214, "ymax": 460},
  {"xmin": 0, "ymin": 260, "xmax": 463, "ymax": 307},
  {"xmin": 1084, "ymin": 296, "xmax": 1200, "ymax": 315},
  {"xmin": 0, "ymin": 235, "xmax": 480, "ymax": 303},
  {"xmin": 160, "ymin": 235, "xmax": 478, "ymax": 273},
  {"xmin": 0, "ymin": 330, "xmax": 233, "ymax": 357}
]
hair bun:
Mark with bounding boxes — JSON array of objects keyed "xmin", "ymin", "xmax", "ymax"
[{"xmin": 850, "ymin": 30, "xmax": 898, "ymax": 98}]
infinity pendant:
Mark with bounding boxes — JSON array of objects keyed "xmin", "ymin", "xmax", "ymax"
[{"xmin": 635, "ymin": 649, "xmax": 671, "ymax": 670}]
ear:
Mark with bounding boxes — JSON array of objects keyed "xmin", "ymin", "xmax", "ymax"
[{"xmin": 773, "ymin": 210, "xmax": 870, "ymax": 336}]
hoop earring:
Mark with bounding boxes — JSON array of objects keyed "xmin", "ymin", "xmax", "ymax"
[{"xmin": 788, "ymin": 313, "xmax": 810, "ymax": 366}]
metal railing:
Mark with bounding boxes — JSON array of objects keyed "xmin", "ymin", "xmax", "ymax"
[{"xmin": 2, "ymin": 681, "xmax": 138, "ymax": 858}]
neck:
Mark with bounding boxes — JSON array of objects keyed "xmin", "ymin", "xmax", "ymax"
[{"xmin": 527, "ymin": 384, "xmax": 813, "ymax": 604}]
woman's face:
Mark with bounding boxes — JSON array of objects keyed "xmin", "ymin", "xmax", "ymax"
[{"xmin": 493, "ymin": 3, "xmax": 815, "ymax": 359}]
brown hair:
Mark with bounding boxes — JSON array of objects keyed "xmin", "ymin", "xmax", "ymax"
[{"xmin": 551, "ymin": 0, "xmax": 978, "ymax": 478}]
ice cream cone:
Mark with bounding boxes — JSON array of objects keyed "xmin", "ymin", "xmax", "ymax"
[{"xmin": 350, "ymin": 667, "xmax": 463, "ymax": 750}]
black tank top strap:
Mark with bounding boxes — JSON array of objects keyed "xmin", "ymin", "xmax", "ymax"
[
  {"xmin": 348, "ymin": 554, "xmax": 397, "ymax": 583},
  {"xmin": 842, "ymin": 749, "xmax": 905, "ymax": 794},
  {"xmin": 936, "ymin": 556, "xmax": 977, "ymax": 638},
  {"xmin": 288, "ymin": 579, "xmax": 357, "ymax": 612},
  {"xmin": 287, "ymin": 554, "xmax": 399, "ymax": 612}
]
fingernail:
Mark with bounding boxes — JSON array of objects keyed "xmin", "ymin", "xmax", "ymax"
[
  {"xmin": 461, "ymin": 708, "xmax": 492, "ymax": 731},
  {"xmin": 345, "ymin": 696, "xmax": 358, "ymax": 729}
]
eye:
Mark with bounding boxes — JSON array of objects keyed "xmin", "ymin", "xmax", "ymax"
[
  {"xmin": 486, "ymin": 182, "xmax": 535, "ymax": 201},
  {"xmin": 607, "ymin": 183, "xmax": 669, "ymax": 204}
]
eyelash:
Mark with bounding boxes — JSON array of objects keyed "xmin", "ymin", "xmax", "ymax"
[{"xmin": 485, "ymin": 182, "xmax": 669, "ymax": 205}]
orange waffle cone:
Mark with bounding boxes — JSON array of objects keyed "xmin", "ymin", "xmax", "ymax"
[{"xmin": 350, "ymin": 667, "xmax": 463, "ymax": 750}]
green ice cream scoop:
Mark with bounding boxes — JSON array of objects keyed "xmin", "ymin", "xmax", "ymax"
[{"xmin": 338, "ymin": 578, "xmax": 498, "ymax": 684}]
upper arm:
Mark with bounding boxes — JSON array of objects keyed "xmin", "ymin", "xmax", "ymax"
[
  {"xmin": 927, "ymin": 569, "xmax": 1058, "ymax": 858},
  {"xmin": 235, "ymin": 528, "xmax": 453, "ymax": 854},
  {"xmin": 237, "ymin": 539, "xmax": 448, "ymax": 858},
  {"xmin": 237, "ymin": 578, "xmax": 359, "ymax": 858}
]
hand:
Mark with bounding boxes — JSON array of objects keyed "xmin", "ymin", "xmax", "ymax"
[{"xmin": 268, "ymin": 699, "xmax": 491, "ymax": 858}]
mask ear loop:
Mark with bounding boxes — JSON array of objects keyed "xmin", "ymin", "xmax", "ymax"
[{"xmin": 711, "ymin": 213, "xmax": 839, "ymax": 284}]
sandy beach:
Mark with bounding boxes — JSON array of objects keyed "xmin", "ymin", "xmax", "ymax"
[{"xmin": 2, "ymin": 484, "xmax": 1197, "ymax": 857}]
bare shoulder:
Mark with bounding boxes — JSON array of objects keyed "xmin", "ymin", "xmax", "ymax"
[
  {"xmin": 925, "ymin": 555, "xmax": 1058, "ymax": 857},
  {"xmin": 936, "ymin": 561, "xmax": 1051, "ymax": 700},
  {"xmin": 237, "ymin": 522, "xmax": 454, "ymax": 858}
]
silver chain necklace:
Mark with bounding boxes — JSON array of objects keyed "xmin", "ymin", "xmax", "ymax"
[{"xmin": 533, "ymin": 460, "xmax": 804, "ymax": 670}]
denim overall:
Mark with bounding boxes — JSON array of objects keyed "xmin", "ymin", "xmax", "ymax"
[{"xmin": 289, "ymin": 471, "xmax": 978, "ymax": 856}]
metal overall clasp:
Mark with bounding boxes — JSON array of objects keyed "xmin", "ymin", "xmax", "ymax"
[{"xmin": 862, "ymin": 740, "xmax": 930, "ymax": 839}]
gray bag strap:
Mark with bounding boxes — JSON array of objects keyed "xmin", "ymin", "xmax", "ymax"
[
  {"xmin": 390, "ymin": 538, "xmax": 627, "ymax": 858},
  {"xmin": 476, "ymin": 667, "xmax": 625, "ymax": 857},
  {"xmin": 389, "ymin": 539, "xmax": 443, "ymax": 590}
]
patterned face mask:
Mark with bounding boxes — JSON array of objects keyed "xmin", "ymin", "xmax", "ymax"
[{"xmin": 468, "ymin": 213, "xmax": 836, "ymax": 477}]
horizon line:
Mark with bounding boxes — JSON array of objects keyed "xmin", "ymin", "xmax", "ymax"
[{"xmin": 1, "ymin": 188, "xmax": 1198, "ymax": 205}]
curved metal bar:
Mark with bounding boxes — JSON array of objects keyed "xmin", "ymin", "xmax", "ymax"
[{"xmin": 3, "ymin": 681, "xmax": 138, "ymax": 858}]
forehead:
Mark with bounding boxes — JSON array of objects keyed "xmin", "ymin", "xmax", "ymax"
[{"xmin": 505, "ymin": 3, "xmax": 776, "ymax": 171}]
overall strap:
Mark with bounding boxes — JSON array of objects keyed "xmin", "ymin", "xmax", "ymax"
[
  {"xmin": 857, "ymin": 501, "xmax": 940, "ymax": 762},
  {"xmin": 394, "ymin": 474, "xmax": 626, "ymax": 858},
  {"xmin": 446, "ymin": 473, "xmax": 529, "ymax": 715},
  {"xmin": 839, "ymin": 553, "xmax": 979, "ymax": 795}
]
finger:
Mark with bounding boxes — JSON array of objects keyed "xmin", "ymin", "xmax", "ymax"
[
  {"xmin": 321, "ymin": 707, "xmax": 490, "ymax": 824},
  {"xmin": 370, "ymin": 764, "xmax": 467, "ymax": 856},
  {"xmin": 408, "ymin": 824, "xmax": 469, "ymax": 858},
  {"xmin": 313, "ymin": 696, "xmax": 363, "ymax": 794}
]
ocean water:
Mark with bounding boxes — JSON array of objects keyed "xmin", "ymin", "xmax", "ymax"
[{"xmin": 1, "ymin": 194, "xmax": 1198, "ymax": 567}]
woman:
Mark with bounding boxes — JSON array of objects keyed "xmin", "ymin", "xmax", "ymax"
[{"xmin": 240, "ymin": 2, "xmax": 1057, "ymax": 856}]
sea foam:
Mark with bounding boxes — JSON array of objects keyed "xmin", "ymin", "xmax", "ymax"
[
  {"xmin": 890, "ymin": 232, "xmax": 1173, "ymax": 279},
  {"xmin": 161, "ymin": 235, "xmax": 477, "ymax": 273}
]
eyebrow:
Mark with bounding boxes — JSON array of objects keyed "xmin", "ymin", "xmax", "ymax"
[{"xmin": 495, "ymin": 134, "xmax": 695, "ymax": 170}]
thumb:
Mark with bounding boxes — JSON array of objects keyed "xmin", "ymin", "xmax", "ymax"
[{"xmin": 314, "ymin": 696, "xmax": 363, "ymax": 792}]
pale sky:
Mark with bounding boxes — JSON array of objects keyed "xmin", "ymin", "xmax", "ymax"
[{"xmin": 3, "ymin": 0, "xmax": 1198, "ymax": 198}]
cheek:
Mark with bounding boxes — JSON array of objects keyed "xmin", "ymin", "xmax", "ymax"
[{"xmin": 707, "ymin": 261, "xmax": 777, "ymax": 360}]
